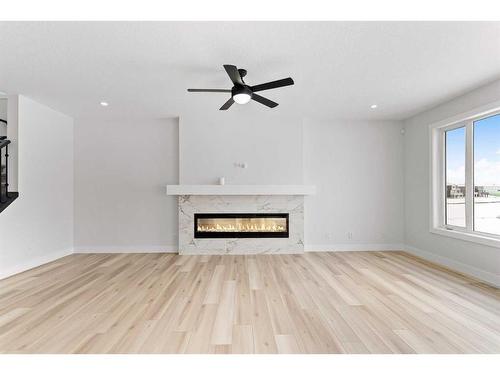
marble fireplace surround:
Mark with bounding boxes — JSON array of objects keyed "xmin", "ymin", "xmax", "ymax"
[{"xmin": 166, "ymin": 185, "xmax": 316, "ymax": 255}]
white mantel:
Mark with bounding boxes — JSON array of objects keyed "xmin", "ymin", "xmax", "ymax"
[{"xmin": 166, "ymin": 184, "xmax": 316, "ymax": 196}]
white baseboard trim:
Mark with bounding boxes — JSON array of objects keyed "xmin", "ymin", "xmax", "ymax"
[
  {"xmin": 305, "ymin": 243, "xmax": 405, "ymax": 252},
  {"xmin": 73, "ymin": 245, "xmax": 178, "ymax": 254},
  {"xmin": 0, "ymin": 248, "xmax": 73, "ymax": 280},
  {"xmin": 404, "ymin": 245, "xmax": 500, "ymax": 288}
]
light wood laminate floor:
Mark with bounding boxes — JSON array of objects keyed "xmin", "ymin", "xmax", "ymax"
[{"xmin": 0, "ymin": 251, "xmax": 499, "ymax": 353}]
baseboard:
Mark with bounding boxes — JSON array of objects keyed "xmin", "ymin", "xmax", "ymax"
[
  {"xmin": 0, "ymin": 248, "xmax": 73, "ymax": 280},
  {"xmin": 76, "ymin": 244, "xmax": 403, "ymax": 254},
  {"xmin": 404, "ymin": 245, "xmax": 500, "ymax": 288},
  {"xmin": 73, "ymin": 245, "xmax": 178, "ymax": 254},
  {"xmin": 305, "ymin": 243, "xmax": 405, "ymax": 252}
]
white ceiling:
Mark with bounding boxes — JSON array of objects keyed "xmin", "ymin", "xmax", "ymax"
[{"xmin": 0, "ymin": 21, "xmax": 499, "ymax": 121}]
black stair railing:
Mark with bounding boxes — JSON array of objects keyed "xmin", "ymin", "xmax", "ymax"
[{"xmin": 0, "ymin": 136, "xmax": 11, "ymax": 204}]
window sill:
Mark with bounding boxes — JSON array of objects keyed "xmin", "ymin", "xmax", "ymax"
[{"xmin": 430, "ymin": 227, "xmax": 500, "ymax": 248}]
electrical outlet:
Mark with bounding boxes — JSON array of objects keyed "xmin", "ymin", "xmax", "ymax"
[{"xmin": 347, "ymin": 232, "xmax": 353, "ymax": 240}]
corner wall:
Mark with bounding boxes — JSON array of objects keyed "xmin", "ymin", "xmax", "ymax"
[
  {"xmin": 0, "ymin": 96, "xmax": 74, "ymax": 278},
  {"xmin": 403, "ymin": 79, "xmax": 500, "ymax": 286}
]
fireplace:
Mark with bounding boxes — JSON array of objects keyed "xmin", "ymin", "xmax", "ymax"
[{"xmin": 194, "ymin": 213, "xmax": 289, "ymax": 238}]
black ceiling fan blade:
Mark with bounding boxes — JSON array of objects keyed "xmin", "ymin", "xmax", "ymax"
[
  {"xmin": 187, "ymin": 89, "xmax": 231, "ymax": 92},
  {"xmin": 251, "ymin": 93, "xmax": 278, "ymax": 108},
  {"xmin": 251, "ymin": 77, "xmax": 294, "ymax": 92},
  {"xmin": 219, "ymin": 97, "xmax": 235, "ymax": 110},
  {"xmin": 223, "ymin": 65, "xmax": 244, "ymax": 85}
]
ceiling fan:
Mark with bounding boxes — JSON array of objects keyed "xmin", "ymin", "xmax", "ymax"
[{"xmin": 187, "ymin": 65, "xmax": 294, "ymax": 110}]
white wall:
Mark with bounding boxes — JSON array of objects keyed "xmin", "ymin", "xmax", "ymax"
[
  {"xmin": 0, "ymin": 96, "xmax": 74, "ymax": 278},
  {"xmin": 74, "ymin": 118, "xmax": 179, "ymax": 252},
  {"xmin": 404, "ymin": 79, "xmax": 500, "ymax": 286},
  {"xmin": 179, "ymin": 111, "xmax": 303, "ymax": 184},
  {"xmin": 303, "ymin": 118, "xmax": 405, "ymax": 250},
  {"xmin": 74, "ymin": 111, "xmax": 404, "ymax": 253},
  {"xmin": 0, "ymin": 98, "xmax": 6, "ymax": 118},
  {"xmin": 181, "ymin": 112, "xmax": 405, "ymax": 249}
]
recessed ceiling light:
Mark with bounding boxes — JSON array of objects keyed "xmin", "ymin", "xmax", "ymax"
[
  {"xmin": 100, "ymin": 101, "xmax": 109, "ymax": 107},
  {"xmin": 370, "ymin": 104, "xmax": 378, "ymax": 109}
]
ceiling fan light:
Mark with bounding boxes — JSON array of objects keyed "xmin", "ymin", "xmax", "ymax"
[{"xmin": 233, "ymin": 93, "xmax": 251, "ymax": 104}]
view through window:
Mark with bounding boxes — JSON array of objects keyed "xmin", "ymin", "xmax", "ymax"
[{"xmin": 473, "ymin": 113, "xmax": 500, "ymax": 235}]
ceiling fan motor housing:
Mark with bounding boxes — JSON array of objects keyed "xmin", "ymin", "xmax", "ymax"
[{"xmin": 232, "ymin": 85, "xmax": 253, "ymax": 98}]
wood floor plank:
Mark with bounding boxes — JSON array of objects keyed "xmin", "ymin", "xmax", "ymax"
[
  {"xmin": 211, "ymin": 280, "xmax": 236, "ymax": 345},
  {"xmin": 184, "ymin": 304, "xmax": 218, "ymax": 354},
  {"xmin": 251, "ymin": 289, "xmax": 278, "ymax": 353},
  {"xmin": 232, "ymin": 325, "xmax": 254, "ymax": 354},
  {"xmin": 275, "ymin": 334, "xmax": 301, "ymax": 354}
]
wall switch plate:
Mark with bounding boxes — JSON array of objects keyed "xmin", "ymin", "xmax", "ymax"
[{"xmin": 234, "ymin": 162, "xmax": 248, "ymax": 169}]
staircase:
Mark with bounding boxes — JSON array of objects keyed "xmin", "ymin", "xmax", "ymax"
[
  {"xmin": 1, "ymin": 163, "xmax": 6, "ymax": 197},
  {"xmin": 0, "ymin": 135, "xmax": 18, "ymax": 213}
]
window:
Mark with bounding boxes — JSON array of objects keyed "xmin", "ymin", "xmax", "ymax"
[{"xmin": 430, "ymin": 105, "xmax": 500, "ymax": 247}]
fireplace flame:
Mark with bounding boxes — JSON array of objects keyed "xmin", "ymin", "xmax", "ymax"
[{"xmin": 197, "ymin": 221, "xmax": 286, "ymax": 233}]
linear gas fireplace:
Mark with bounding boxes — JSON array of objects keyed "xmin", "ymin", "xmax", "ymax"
[{"xmin": 194, "ymin": 213, "xmax": 289, "ymax": 238}]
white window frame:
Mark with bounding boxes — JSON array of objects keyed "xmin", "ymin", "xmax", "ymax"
[{"xmin": 429, "ymin": 100, "xmax": 500, "ymax": 248}]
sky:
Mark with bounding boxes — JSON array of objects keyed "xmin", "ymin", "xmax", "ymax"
[{"xmin": 446, "ymin": 113, "xmax": 500, "ymax": 186}]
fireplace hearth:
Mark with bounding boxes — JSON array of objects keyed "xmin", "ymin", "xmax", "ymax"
[{"xmin": 194, "ymin": 213, "xmax": 289, "ymax": 238}]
